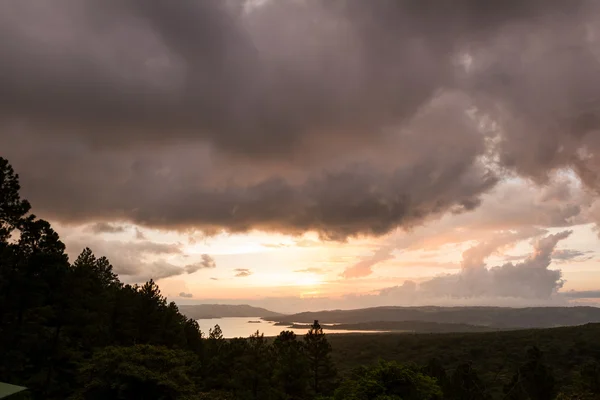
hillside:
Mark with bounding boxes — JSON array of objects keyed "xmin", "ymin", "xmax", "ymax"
[
  {"xmin": 178, "ymin": 304, "xmax": 283, "ymax": 319},
  {"xmin": 264, "ymin": 306, "xmax": 600, "ymax": 329},
  {"xmin": 284, "ymin": 320, "xmax": 497, "ymax": 333}
]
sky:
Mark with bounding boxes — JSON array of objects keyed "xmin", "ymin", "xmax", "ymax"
[{"xmin": 1, "ymin": 0, "xmax": 600, "ymax": 313}]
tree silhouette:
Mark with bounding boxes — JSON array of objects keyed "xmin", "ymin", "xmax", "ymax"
[
  {"xmin": 273, "ymin": 330, "xmax": 309, "ymax": 399},
  {"xmin": 304, "ymin": 320, "xmax": 337, "ymax": 395}
]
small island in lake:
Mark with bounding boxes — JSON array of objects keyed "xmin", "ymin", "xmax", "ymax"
[{"xmin": 248, "ymin": 320, "xmax": 262, "ymax": 324}]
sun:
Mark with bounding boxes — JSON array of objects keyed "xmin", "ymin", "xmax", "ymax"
[{"xmin": 294, "ymin": 275, "xmax": 323, "ymax": 287}]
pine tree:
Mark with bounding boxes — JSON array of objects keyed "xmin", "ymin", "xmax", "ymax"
[
  {"xmin": 238, "ymin": 331, "xmax": 273, "ymax": 400},
  {"xmin": 273, "ymin": 330, "xmax": 309, "ymax": 399},
  {"xmin": 303, "ymin": 320, "xmax": 337, "ymax": 395}
]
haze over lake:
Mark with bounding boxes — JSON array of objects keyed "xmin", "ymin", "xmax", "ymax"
[{"xmin": 196, "ymin": 317, "xmax": 372, "ymax": 338}]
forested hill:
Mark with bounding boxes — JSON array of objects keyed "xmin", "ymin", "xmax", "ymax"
[
  {"xmin": 178, "ymin": 304, "xmax": 283, "ymax": 319},
  {"xmin": 264, "ymin": 305, "xmax": 600, "ymax": 329}
]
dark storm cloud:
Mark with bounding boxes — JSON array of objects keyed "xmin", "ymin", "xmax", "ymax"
[{"xmin": 2, "ymin": 0, "xmax": 600, "ymax": 238}]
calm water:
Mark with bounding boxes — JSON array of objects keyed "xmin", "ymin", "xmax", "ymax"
[{"xmin": 196, "ymin": 317, "xmax": 375, "ymax": 338}]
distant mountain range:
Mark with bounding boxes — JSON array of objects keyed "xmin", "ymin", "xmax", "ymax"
[
  {"xmin": 280, "ymin": 320, "xmax": 496, "ymax": 333},
  {"xmin": 179, "ymin": 305, "xmax": 600, "ymax": 332},
  {"xmin": 263, "ymin": 306, "xmax": 600, "ymax": 330},
  {"xmin": 178, "ymin": 304, "xmax": 284, "ymax": 320}
]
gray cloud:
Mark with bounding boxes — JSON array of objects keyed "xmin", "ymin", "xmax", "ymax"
[
  {"xmin": 179, "ymin": 292, "xmax": 193, "ymax": 298},
  {"xmin": 562, "ymin": 290, "xmax": 600, "ymax": 299},
  {"xmin": 134, "ymin": 228, "xmax": 147, "ymax": 240},
  {"xmin": 504, "ymin": 248, "xmax": 594, "ymax": 263},
  {"xmin": 88, "ymin": 222, "xmax": 126, "ymax": 234},
  {"xmin": 184, "ymin": 254, "xmax": 216, "ymax": 273},
  {"xmin": 2, "ymin": 0, "xmax": 600, "ymax": 239},
  {"xmin": 552, "ymin": 249, "xmax": 594, "ymax": 262},
  {"xmin": 64, "ymin": 238, "xmax": 201, "ymax": 282},
  {"xmin": 234, "ymin": 268, "xmax": 252, "ymax": 278}
]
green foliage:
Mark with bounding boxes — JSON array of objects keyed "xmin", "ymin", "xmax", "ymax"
[
  {"xmin": 332, "ymin": 360, "xmax": 442, "ymax": 400},
  {"xmin": 70, "ymin": 345, "xmax": 197, "ymax": 400}
]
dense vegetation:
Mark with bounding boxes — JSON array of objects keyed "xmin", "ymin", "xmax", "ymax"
[{"xmin": 2, "ymin": 156, "xmax": 600, "ymax": 400}]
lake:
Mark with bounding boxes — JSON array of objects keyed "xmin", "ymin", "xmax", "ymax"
[{"xmin": 196, "ymin": 317, "xmax": 375, "ymax": 338}]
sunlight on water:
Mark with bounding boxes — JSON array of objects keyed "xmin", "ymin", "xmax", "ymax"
[{"xmin": 196, "ymin": 317, "xmax": 376, "ymax": 338}]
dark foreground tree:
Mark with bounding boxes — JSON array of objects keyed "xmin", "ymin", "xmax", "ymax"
[
  {"xmin": 304, "ymin": 320, "xmax": 337, "ymax": 395},
  {"xmin": 0, "ymin": 157, "xmax": 204, "ymax": 399},
  {"xmin": 273, "ymin": 330, "xmax": 310, "ymax": 399},
  {"xmin": 233, "ymin": 331, "xmax": 274, "ymax": 400}
]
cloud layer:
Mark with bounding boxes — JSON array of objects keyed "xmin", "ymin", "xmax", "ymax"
[
  {"xmin": 2, "ymin": 0, "xmax": 600, "ymax": 239},
  {"xmin": 385, "ymin": 231, "xmax": 571, "ymax": 300}
]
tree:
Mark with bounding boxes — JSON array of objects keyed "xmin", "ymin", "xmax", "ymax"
[
  {"xmin": 0, "ymin": 158, "xmax": 72, "ymax": 397},
  {"xmin": 503, "ymin": 347, "xmax": 557, "ymax": 400},
  {"xmin": 446, "ymin": 362, "xmax": 490, "ymax": 400},
  {"xmin": 580, "ymin": 360, "xmax": 600, "ymax": 396},
  {"xmin": 0, "ymin": 157, "xmax": 31, "ymax": 242},
  {"xmin": 333, "ymin": 360, "xmax": 442, "ymax": 400},
  {"xmin": 135, "ymin": 280, "xmax": 168, "ymax": 345},
  {"xmin": 422, "ymin": 358, "xmax": 447, "ymax": 392},
  {"xmin": 233, "ymin": 331, "xmax": 273, "ymax": 400},
  {"xmin": 201, "ymin": 324, "xmax": 228, "ymax": 392},
  {"xmin": 272, "ymin": 331, "xmax": 309, "ymax": 399},
  {"xmin": 0, "ymin": 157, "xmax": 205, "ymax": 399},
  {"xmin": 304, "ymin": 320, "xmax": 337, "ymax": 395}
]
